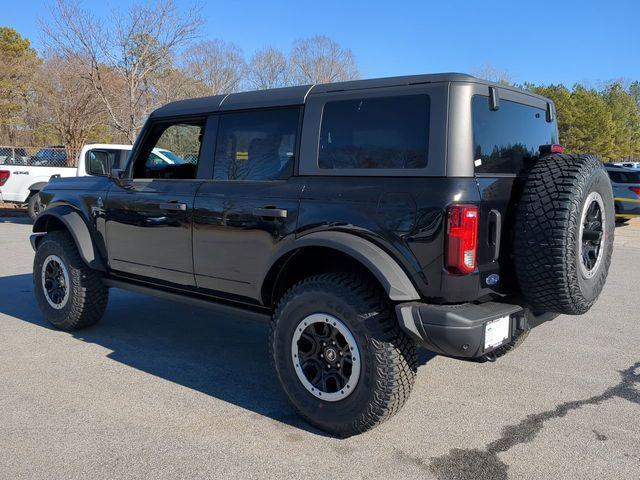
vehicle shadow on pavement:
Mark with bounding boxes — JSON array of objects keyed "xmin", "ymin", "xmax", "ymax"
[{"xmin": 0, "ymin": 273, "xmax": 436, "ymax": 436}]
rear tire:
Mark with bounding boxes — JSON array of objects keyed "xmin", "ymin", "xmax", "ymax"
[
  {"xmin": 27, "ymin": 192, "xmax": 43, "ymax": 221},
  {"xmin": 33, "ymin": 231, "xmax": 108, "ymax": 330},
  {"xmin": 270, "ymin": 273, "xmax": 417, "ymax": 437},
  {"xmin": 514, "ymin": 154, "xmax": 614, "ymax": 314}
]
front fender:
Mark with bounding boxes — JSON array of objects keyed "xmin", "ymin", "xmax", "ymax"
[
  {"xmin": 32, "ymin": 205, "xmax": 106, "ymax": 271},
  {"xmin": 267, "ymin": 231, "xmax": 421, "ymax": 301}
]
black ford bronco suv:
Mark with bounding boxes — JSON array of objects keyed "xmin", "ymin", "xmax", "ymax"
[{"xmin": 31, "ymin": 73, "xmax": 614, "ymax": 437}]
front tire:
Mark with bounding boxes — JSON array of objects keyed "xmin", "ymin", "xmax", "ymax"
[
  {"xmin": 33, "ymin": 231, "xmax": 108, "ymax": 330},
  {"xmin": 271, "ymin": 273, "xmax": 417, "ymax": 437}
]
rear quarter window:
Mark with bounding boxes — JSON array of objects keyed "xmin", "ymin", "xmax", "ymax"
[
  {"xmin": 318, "ymin": 95, "xmax": 429, "ymax": 170},
  {"xmin": 472, "ymin": 95, "xmax": 558, "ymax": 174}
]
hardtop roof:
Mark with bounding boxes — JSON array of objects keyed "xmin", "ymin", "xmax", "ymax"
[{"xmin": 150, "ymin": 72, "xmax": 550, "ymax": 118}]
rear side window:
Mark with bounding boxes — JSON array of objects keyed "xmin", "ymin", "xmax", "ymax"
[
  {"xmin": 318, "ymin": 95, "xmax": 429, "ymax": 170},
  {"xmin": 608, "ymin": 170, "xmax": 640, "ymax": 183},
  {"xmin": 213, "ymin": 108, "xmax": 299, "ymax": 181},
  {"xmin": 472, "ymin": 96, "xmax": 558, "ymax": 174}
]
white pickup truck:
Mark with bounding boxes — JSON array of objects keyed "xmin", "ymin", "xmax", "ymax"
[{"xmin": 0, "ymin": 144, "xmax": 132, "ymax": 219}]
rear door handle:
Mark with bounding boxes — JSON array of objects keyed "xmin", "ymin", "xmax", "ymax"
[
  {"xmin": 160, "ymin": 202, "xmax": 187, "ymax": 211},
  {"xmin": 253, "ymin": 207, "xmax": 288, "ymax": 218}
]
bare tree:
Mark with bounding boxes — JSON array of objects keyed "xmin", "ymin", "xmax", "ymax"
[
  {"xmin": 289, "ymin": 35, "xmax": 359, "ymax": 85},
  {"xmin": 247, "ymin": 47, "xmax": 289, "ymax": 89},
  {"xmin": 149, "ymin": 66, "xmax": 206, "ymax": 105},
  {"xmin": 182, "ymin": 39, "xmax": 247, "ymax": 95},
  {"xmin": 33, "ymin": 54, "xmax": 110, "ymax": 161},
  {"xmin": 471, "ymin": 63, "xmax": 513, "ymax": 85},
  {"xmin": 42, "ymin": 0, "xmax": 203, "ymax": 143}
]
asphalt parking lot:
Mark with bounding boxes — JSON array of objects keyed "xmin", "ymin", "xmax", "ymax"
[{"xmin": 0, "ymin": 216, "xmax": 638, "ymax": 480}]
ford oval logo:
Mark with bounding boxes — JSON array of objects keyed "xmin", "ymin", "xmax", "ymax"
[{"xmin": 486, "ymin": 274, "xmax": 500, "ymax": 286}]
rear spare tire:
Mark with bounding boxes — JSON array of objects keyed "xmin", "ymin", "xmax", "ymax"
[{"xmin": 515, "ymin": 154, "xmax": 614, "ymax": 315}]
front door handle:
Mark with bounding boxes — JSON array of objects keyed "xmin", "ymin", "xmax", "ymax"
[
  {"xmin": 253, "ymin": 207, "xmax": 288, "ymax": 218},
  {"xmin": 160, "ymin": 202, "xmax": 187, "ymax": 211}
]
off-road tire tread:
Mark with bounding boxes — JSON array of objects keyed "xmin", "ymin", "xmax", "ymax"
[
  {"xmin": 514, "ymin": 153, "xmax": 612, "ymax": 314},
  {"xmin": 34, "ymin": 231, "xmax": 108, "ymax": 330},
  {"xmin": 270, "ymin": 272, "xmax": 417, "ymax": 437},
  {"xmin": 27, "ymin": 193, "xmax": 41, "ymax": 221}
]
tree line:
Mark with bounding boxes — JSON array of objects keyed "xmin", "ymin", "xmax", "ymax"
[
  {"xmin": 529, "ymin": 83, "xmax": 640, "ymax": 161},
  {"xmin": 0, "ymin": 0, "xmax": 638, "ymax": 162}
]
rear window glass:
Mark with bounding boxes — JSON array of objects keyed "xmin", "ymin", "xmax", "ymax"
[
  {"xmin": 608, "ymin": 170, "xmax": 640, "ymax": 183},
  {"xmin": 214, "ymin": 108, "xmax": 299, "ymax": 181},
  {"xmin": 318, "ymin": 95, "xmax": 429, "ymax": 170},
  {"xmin": 472, "ymin": 95, "xmax": 558, "ymax": 174}
]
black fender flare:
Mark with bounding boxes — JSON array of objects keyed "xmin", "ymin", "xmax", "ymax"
[
  {"xmin": 32, "ymin": 205, "xmax": 106, "ymax": 271},
  {"xmin": 266, "ymin": 231, "xmax": 420, "ymax": 301},
  {"xmin": 28, "ymin": 182, "xmax": 48, "ymax": 193}
]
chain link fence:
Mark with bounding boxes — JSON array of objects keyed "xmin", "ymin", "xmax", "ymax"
[{"xmin": 0, "ymin": 146, "xmax": 79, "ymax": 168}]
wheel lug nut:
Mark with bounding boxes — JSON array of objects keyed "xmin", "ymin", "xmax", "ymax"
[{"xmin": 337, "ymin": 363, "xmax": 341, "ymax": 367}]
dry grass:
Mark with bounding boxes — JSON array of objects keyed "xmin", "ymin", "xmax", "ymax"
[{"xmin": 0, "ymin": 202, "xmax": 27, "ymax": 216}]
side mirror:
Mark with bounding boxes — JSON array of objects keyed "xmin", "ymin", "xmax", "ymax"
[
  {"xmin": 87, "ymin": 151, "xmax": 110, "ymax": 176},
  {"xmin": 110, "ymin": 168, "xmax": 125, "ymax": 179}
]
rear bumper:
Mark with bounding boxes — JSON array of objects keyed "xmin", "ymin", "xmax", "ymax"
[{"xmin": 396, "ymin": 299, "xmax": 557, "ymax": 358}]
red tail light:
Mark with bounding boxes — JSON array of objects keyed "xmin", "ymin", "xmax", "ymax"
[
  {"xmin": 629, "ymin": 187, "xmax": 640, "ymax": 196},
  {"xmin": 446, "ymin": 204, "xmax": 479, "ymax": 274},
  {"xmin": 0, "ymin": 170, "xmax": 9, "ymax": 187},
  {"xmin": 539, "ymin": 144, "xmax": 564, "ymax": 155}
]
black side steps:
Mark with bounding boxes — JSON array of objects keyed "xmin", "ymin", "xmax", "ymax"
[{"xmin": 103, "ymin": 277, "xmax": 271, "ymax": 324}]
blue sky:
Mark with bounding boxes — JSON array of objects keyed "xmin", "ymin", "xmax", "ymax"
[{"xmin": 2, "ymin": 0, "xmax": 639, "ymax": 86}]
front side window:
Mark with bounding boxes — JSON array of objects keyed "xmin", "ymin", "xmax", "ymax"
[
  {"xmin": 133, "ymin": 122, "xmax": 204, "ymax": 179},
  {"xmin": 318, "ymin": 95, "xmax": 430, "ymax": 170},
  {"xmin": 213, "ymin": 108, "xmax": 299, "ymax": 181},
  {"xmin": 472, "ymin": 96, "xmax": 558, "ymax": 174}
]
